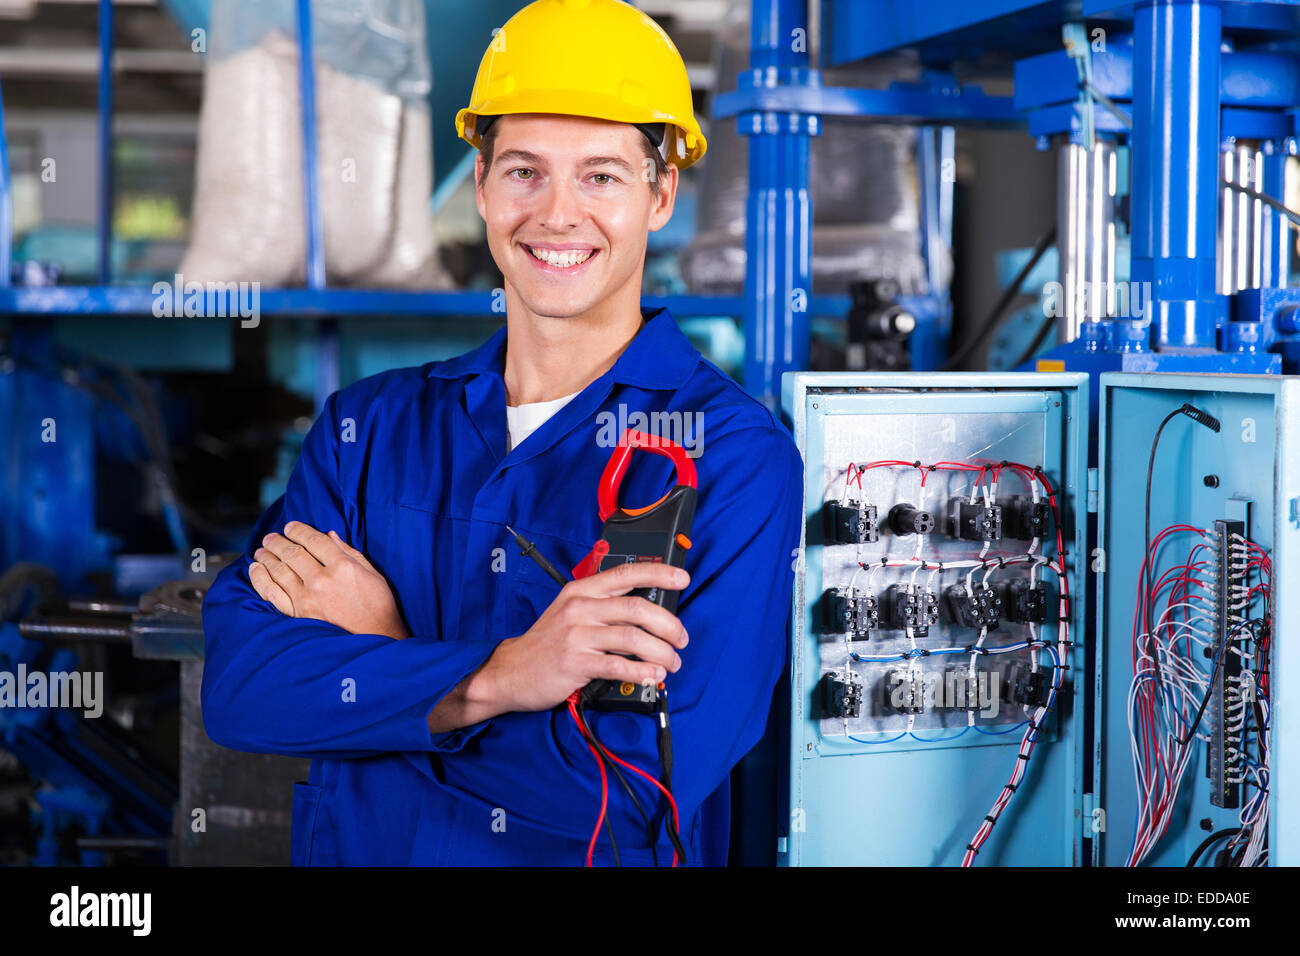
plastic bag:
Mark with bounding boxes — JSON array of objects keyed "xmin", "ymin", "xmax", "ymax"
[{"xmin": 181, "ymin": 0, "xmax": 450, "ymax": 289}]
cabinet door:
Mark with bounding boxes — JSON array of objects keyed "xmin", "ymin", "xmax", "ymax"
[{"xmin": 1096, "ymin": 373, "xmax": 1297, "ymax": 868}]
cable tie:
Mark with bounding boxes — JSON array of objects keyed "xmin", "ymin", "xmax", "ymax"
[
  {"xmin": 983, "ymin": 815, "xmax": 997, "ymax": 825},
  {"xmin": 965, "ymin": 844, "xmax": 980, "ymax": 855},
  {"xmin": 1005, "ymin": 782, "xmax": 1018, "ymax": 793},
  {"xmin": 1017, "ymin": 753, "xmax": 1030, "ymax": 761},
  {"xmin": 997, "ymin": 556, "xmax": 1006, "ymax": 569}
]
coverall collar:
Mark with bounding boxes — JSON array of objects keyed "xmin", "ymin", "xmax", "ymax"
[
  {"xmin": 427, "ymin": 306, "xmax": 699, "ymax": 469},
  {"xmin": 425, "ymin": 306, "xmax": 698, "ymax": 390}
]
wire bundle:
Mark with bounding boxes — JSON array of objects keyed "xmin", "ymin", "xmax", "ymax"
[
  {"xmin": 566, "ymin": 693, "xmax": 684, "ymax": 867},
  {"xmin": 961, "ymin": 464, "xmax": 1070, "ymax": 865},
  {"xmin": 1125, "ymin": 526, "xmax": 1271, "ymax": 867},
  {"xmin": 836, "ymin": 459, "xmax": 1073, "ymax": 864}
]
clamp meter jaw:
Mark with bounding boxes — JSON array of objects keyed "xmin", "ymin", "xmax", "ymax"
[{"xmin": 574, "ymin": 429, "xmax": 698, "ymax": 712}]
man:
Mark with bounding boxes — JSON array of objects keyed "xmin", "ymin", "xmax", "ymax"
[{"xmin": 201, "ymin": 0, "xmax": 803, "ymax": 866}]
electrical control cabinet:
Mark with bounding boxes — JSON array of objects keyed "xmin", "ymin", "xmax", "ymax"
[
  {"xmin": 781, "ymin": 372, "xmax": 1090, "ymax": 866},
  {"xmin": 1095, "ymin": 373, "xmax": 1298, "ymax": 868},
  {"xmin": 780, "ymin": 371, "xmax": 1296, "ymax": 868}
]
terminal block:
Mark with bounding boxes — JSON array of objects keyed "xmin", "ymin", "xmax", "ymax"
[
  {"xmin": 946, "ymin": 497, "xmax": 1003, "ymax": 542},
  {"xmin": 1007, "ymin": 662, "xmax": 1052, "ymax": 708},
  {"xmin": 1208, "ymin": 518, "xmax": 1246, "ymax": 810},
  {"xmin": 824, "ymin": 500, "xmax": 879, "ymax": 544},
  {"xmin": 944, "ymin": 584, "xmax": 1003, "ymax": 629},
  {"xmin": 1003, "ymin": 495, "xmax": 1051, "ymax": 540},
  {"xmin": 945, "ymin": 665, "xmax": 995, "ymax": 713},
  {"xmin": 885, "ymin": 584, "xmax": 939, "ymax": 636},
  {"xmin": 945, "ymin": 584, "xmax": 1002, "ymax": 629},
  {"xmin": 818, "ymin": 672, "xmax": 863, "ymax": 719},
  {"xmin": 822, "ymin": 587, "xmax": 879, "ymax": 639},
  {"xmin": 887, "ymin": 502, "xmax": 934, "ymax": 536},
  {"xmin": 881, "ymin": 670, "xmax": 925, "ymax": 715},
  {"xmin": 1005, "ymin": 580, "xmax": 1048, "ymax": 624}
]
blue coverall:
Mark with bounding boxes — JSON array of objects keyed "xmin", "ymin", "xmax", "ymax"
[{"xmin": 201, "ymin": 307, "xmax": 804, "ymax": 865}]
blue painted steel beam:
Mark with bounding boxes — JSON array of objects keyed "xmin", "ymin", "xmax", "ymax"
[
  {"xmin": 741, "ymin": 0, "xmax": 814, "ymax": 408},
  {"xmin": 715, "ymin": 80, "xmax": 1021, "ymax": 126},
  {"xmin": 296, "ymin": 0, "xmax": 325, "ymax": 291},
  {"xmin": 1016, "ymin": 44, "xmax": 1300, "ymax": 111},
  {"xmin": 0, "ymin": 77, "xmax": 11, "ymax": 290},
  {"xmin": 1027, "ymin": 103, "xmax": 1131, "ymax": 141},
  {"xmin": 97, "ymin": 0, "xmax": 114, "ymax": 285},
  {"xmin": 1129, "ymin": 0, "xmax": 1222, "ymax": 351},
  {"xmin": 1220, "ymin": 106, "xmax": 1295, "ymax": 141},
  {"xmin": 826, "ymin": 0, "xmax": 1300, "ymax": 66}
]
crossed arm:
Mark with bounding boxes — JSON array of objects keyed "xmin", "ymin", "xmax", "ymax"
[{"xmin": 248, "ymin": 520, "xmax": 691, "ymax": 732}]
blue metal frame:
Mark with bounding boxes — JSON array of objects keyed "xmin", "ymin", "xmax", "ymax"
[
  {"xmin": 0, "ymin": 69, "xmax": 10, "ymax": 290},
  {"xmin": 97, "ymin": 0, "xmax": 114, "ymax": 285},
  {"xmin": 739, "ymin": 0, "xmax": 814, "ymax": 408}
]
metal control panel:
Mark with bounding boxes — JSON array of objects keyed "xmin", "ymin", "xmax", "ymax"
[{"xmin": 781, "ymin": 372, "xmax": 1089, "ymax": 866}]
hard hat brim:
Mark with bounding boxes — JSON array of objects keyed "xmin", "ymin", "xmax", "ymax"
[{"xmin": 455, "ymin": 90, "xmax": 706, "ymax": 169}]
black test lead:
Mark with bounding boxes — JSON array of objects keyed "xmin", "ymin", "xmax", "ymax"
[{"xmin": 505, "ymin": 524, "xmax": 569, "ymax": 586}]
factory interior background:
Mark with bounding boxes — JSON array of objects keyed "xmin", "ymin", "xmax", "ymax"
[{"xmin": 0, "ymin": 0, "xmax": 1296, "ymax": 870}]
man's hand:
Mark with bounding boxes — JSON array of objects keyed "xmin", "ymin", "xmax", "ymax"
[
  {"xmin": 442, "ymin": 561, "xmax": 690, "ymax": 726},
  {"xmin": 249, "ymin": 521, "xmax": 411, "ymax": 640}
]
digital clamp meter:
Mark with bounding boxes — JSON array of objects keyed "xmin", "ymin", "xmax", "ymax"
[{"xmin": 572, "ymin": 429, "xmax": 698, "ymax": 712}]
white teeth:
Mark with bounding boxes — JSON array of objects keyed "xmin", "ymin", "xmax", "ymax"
[{"xmin": 528, "ymin": 247, "xmax": 594, "ymax": 268}]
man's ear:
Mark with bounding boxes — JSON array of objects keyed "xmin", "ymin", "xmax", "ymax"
[
  {"xmin": 473, "ymin": 154, "xmax": 488, "ymax": 222},
  {"xmin": 648, "ymin": 164, "xmax": 679, "ymax": 233}
]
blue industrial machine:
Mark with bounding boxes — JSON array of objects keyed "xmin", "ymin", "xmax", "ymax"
[
  {"xmin": 714, "ymin": 0, "xmax": 1300, "ymax": 399},
  {"xmin": 783, "ymin": 368, "xmax": 1292, "ymax": 866}
]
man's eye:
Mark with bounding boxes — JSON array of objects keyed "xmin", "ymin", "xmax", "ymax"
[
  {"xmin": 591, "ymin": 173, "xmax": 613, "ymax": 185},
  {"xmin": 510, "ymin": 168, "xmax": 534, "ymax": 181}
]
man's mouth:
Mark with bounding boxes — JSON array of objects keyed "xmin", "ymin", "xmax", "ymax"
[{"xmin": 522, "ymin": 244, "xmax": 598, "ymax": 271}]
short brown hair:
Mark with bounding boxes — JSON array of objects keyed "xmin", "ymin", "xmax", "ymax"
[{"xmin": 477, "ymin": 117, "xmax": 670, "ymax": 198}]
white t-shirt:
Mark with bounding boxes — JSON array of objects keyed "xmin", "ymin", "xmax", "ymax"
[{"xmin": 505, "ymin": 389, "xmax": 582, "ymax": 451}]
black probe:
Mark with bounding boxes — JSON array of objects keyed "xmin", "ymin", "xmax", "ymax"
[
  {"xmin": 506, "ymin": 525, "xmax": 569, "ymax": 586},
  {"xmin": 505, "ymin": 523, "xmax": 687, "ymax": 864}
]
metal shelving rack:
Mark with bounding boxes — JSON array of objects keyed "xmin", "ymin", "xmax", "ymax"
[{"xmin": 0, "ymin": 0, "xmax": 976, "ymax": 409}]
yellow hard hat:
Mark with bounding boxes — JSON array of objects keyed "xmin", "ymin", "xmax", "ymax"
[{"xmin": 455, "ymin": 0, "xmax": 707, "ymax": 169}]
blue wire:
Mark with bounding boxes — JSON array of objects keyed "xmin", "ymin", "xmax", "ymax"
[
  {"xmin": 909, "ymin": 726, "xmax": 970, "ymax": 742},
  {"xmin": 973, "ymin": 720, "xmax": 1029, "ymax": 736},
  {"xmin": 849, "ymin": 732, "xmax": 907, "ymax": 745}
]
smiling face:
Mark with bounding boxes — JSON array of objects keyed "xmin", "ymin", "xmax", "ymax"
[{"xmin": 474, "ymin": 113, "xmax": 677, "ymax": 322}]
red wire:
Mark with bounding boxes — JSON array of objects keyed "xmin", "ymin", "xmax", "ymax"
[
  {"xmin": 593, "ymin": 740, "xmax": 682, "ymax": 867},
  {"xmin": 568, "ymin": 699, "xmax": 608, "ymax": 867},
  {"xmin": 567, "ymin": 695, "xmax": 682, "ymax": 867}
]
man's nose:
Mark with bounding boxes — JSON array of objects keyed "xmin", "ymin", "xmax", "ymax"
[{"xmin": 537, "ymin": 178, "xmax": 583, "ymax": 230}]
